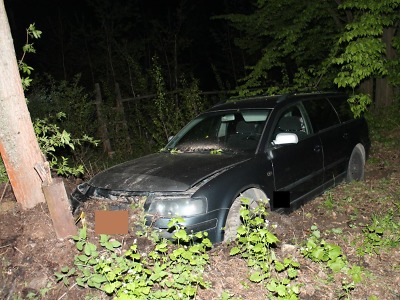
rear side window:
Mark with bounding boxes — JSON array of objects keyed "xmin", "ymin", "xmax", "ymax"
[
  {"xmin": 303, "ymin": 98, "xmax": 340, "ymax": 132},
  {"xmin": 328, "ymin": 96, "xmax": 354, "ymax": 122}
]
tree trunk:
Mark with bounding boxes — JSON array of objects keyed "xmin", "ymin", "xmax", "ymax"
[
  {"xmin": 115, "ymin": 82, "xmax": 132, "ymax": 153},
  {"xmin": 94, "ymin": 83, "xmax": 113, "ymax": 156},
  {"xmin": 359, "ymin": 78, "xmax": 374, "ymax": 101},
  {"xmin": 375, "ymin": 27, "xmax": 396, "ymax": 107},
  {"xmin": 0, "ymin": 0, "xmax": 46, "ymax": 208},
  {"xmin": 375, "ymin": 77, "xmax": 393, "ymax": 107}
]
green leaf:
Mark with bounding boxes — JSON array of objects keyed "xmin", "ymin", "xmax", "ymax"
[
  {"xmin": 173, "ymin": 229, "xmax": 188, "ymax": 241},
  {"xmin": 91, "ymin": 274, "xmax": 107, "ymax": 284},
  {"xmin": 229, "ymin": 247, "xmax": 240, "ymax": 256},
  {"xmin": 237, "ymin": 225, "xmax": 247, "ymax": 235},
  {"xmin": 100, "ymin": 234, "xmax": 109, "ymax": 243},
  {"xmin": 76, "ymin": 277, "xmax": 85, "ymax": 287},
  {"xmin": 253, "ymin": 243, "xmax": 264, "ymax": 253},
  {"xmin": 327, "ymin": 245, "xmax": 342, "ymax": 260},
  {"xmin": 77, "ymin": 254, "xmax": 88, "ymax": 262},
  {"xmin": 275, "ymin": 261, "xmax": 285, "ymax": 272},
  {"xmin": 76, "ymin": 241, "xmax": 84, "ymax": 251},
  {"xmin": 328, "ymin": 257, "xmax": 346, "ymax": 273},
  {"xmin": 79, "ymin": 228, "xmax": 87, "ymax": 240},
  {"xmin": 249, "ymin": 271, "xmax": 263, "ymax": 282},
  {"xmin": 276, "ymin": 284, "xmax": 287, "ymax": 297},
  {"xmin": 84, "ymin": 243, "xmax": 97, "ymax": 256},
  {"xmin": 287, "ymin": 267, "xmax": 298, "ymax": 279},
  {"xmin": 312, "ymin": 248, "xmax": 325, "ymax": 261},
  {"xmin": 266, "ymin": 231, "xmax": 279, "ymax": 244},
  {"xmin": 102, "ymin": 283, "xmax": 116, "ymax": 294}
]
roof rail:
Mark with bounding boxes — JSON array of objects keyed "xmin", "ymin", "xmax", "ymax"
[{"xmin": 276, "ymin": 92, "xmax": 295, "ymax": 103}]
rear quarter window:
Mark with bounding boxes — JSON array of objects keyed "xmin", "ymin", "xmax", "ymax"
[{"xmin": 303, "ymin": 98, "xmax": 340, "ymax": 132}]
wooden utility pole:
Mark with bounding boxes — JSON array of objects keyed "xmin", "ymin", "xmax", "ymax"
[{"xmin": 0, "ymin": 0, "xmax": 46, "ymax": 209}]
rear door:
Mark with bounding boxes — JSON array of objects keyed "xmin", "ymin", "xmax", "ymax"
[
  {"xmin": 267, "ymin": 103, "xmax": 324, "ymax": 209},
  {"xmin": 302, "ymin": 97, "xmax": 347, "ymax": 182}
]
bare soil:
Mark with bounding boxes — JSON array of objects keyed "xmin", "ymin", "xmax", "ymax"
[{"xmin": 1, "ymin": 138, "xmax": 399, "ymax": 300}]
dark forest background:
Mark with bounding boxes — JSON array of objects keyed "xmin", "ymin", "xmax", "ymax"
[{"xmin": 4, "ymin": 0, "xmax": 400, "ymax": 176}]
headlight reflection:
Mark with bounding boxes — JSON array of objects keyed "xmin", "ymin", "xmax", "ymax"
[{"xmin": 148, "ymin": 196, "xmax": 207, "ymax": 217}]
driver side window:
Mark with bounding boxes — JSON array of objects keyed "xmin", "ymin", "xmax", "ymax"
[{"xmin": 272, "ymin": 105, "xmax": 309, "ymax": 142}]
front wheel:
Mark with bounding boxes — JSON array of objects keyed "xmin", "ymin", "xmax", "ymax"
[
  {"xmin": 346, "ymin": 144, "xmax": 365, "ymax": 182},
  {"xmin": 223, "ymin": 188, "xmax": 269, "ymax": 243}
]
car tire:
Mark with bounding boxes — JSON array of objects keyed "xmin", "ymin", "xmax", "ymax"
[
  {"xmin": 223, "ymin": 188, "xmax": 268, "ymax": 243},
  {"xmin": 346, "ymin": 144, "xmax": 365, "ymax": 182}
]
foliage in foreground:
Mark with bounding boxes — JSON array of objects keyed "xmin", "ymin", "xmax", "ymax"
[
  {"xmin": 56, "ymin": 218, "xmax": 212, "ymax": 300},
  {"xmin": 57, "ymin": 201, "xmax": 302, "ymax": 299},
  {"xmin": 33, "ymin": 112, "xmax": 98, "ymax": 177},
  {"xmin": 55, "ymin": 197, "xmax": 392, "ymax": 300},
  {"xmin": 356, "ymin": 210, "xmax": 400, "ymax": 256},
  {"xmin": 301, "ymin": 225, "xmax": 363, "ymax": 298},
  {"xmin": 229, "ymin": 198, "xmax": 301, "ymax": 299}
]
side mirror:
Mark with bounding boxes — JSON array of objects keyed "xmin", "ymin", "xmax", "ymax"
[{"xmin": 273, "ymin": 133, "xmax": 298, "ymax": 145}]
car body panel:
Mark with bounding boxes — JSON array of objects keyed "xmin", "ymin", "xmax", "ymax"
[
  {"xmin": 88, "ymin": 152, "xmax": 252, "ymax": 192},
  {"xmin": 268, "ymin": 134, "xmax": 324, "ymax": 203}
]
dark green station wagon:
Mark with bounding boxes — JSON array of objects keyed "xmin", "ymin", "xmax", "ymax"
[{"xmin": 70, "ymin": 92, "xmax": 370, "ymax": 243}]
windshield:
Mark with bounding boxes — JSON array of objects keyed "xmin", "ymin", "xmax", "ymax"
[{"xmin": 165, "ymin": 109, "xmax": 271, "ymax": 153}]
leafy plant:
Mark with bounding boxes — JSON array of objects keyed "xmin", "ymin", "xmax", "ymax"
[
  {"xmin": 33, "ymin": 112, "xmax": 99, "ymax": 176},
  {"xmin": 332, "ymin": 0, "xmax": 400, "ymax": 116},
  {"xmin": 16, "ymin": 24, "xmax": 99, "ymax": 177},
  {"xmin": 321, "ymin": 191, "xmax": 335, "ymax": 211},
  {"xmin": 301, "ymin": 225, "xmax": 363, "ymax": 297},
  {"xmin": 229, "ymin": 198, "xmax": 301, "ymax": 299},
  {"xmin": 357, "ymin": 211, "xmax": 400, "ymax": 256},
  {"xmin": 18, "ymin": 23, "xmax": 42, "ymax": 90},
  {"xmin": 130, "ymin": 56, "xmax": 209, "ymax": 151},
  {"xmin": 56, "ymin": 219, "xmax": 212, "ymax": 299},
  {"xmin": 301, "ymin": 225, "xmax": 348, "ymax": 273}
]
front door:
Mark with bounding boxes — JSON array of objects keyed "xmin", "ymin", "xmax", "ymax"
[{"xmin": 267, "ymin": 103, "xmax": 324, "ymax": 209}]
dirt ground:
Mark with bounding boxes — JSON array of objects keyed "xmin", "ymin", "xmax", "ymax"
[{"xmin": 0, "ymin": 138, "xmax": 399, "ymax": 300}]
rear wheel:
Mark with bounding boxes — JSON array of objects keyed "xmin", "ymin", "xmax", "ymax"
[
  {"xmin": 223, "ymin": 188, "xmax": 269, "ymax": 243},
  {"xmin": 346, "ymin": 144, "xmax": 365, "ymax": 182}
]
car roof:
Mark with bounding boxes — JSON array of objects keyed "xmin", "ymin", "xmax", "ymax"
[{"xmin": 206, "ymin": 91, "xmax": 347, "ymax": 112}]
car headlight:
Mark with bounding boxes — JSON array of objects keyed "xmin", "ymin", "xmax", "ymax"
[{"xmin": 147, "ymin": 195, "xmax": 207, "ymax": 217}]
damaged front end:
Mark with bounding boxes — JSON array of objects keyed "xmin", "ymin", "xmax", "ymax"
[{"xmin": 69, "ymin": 183, "xmax": 219, "ymax": 239}]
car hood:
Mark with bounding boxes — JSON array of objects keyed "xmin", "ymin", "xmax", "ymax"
[{"xmin": 89, "ymin": 152, "xmax": 251, "ymax": 192}]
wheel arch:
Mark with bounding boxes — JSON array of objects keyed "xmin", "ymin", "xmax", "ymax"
[{"xmin": 218, "ymin": 186, "xmax": 270, "ymax": 242}]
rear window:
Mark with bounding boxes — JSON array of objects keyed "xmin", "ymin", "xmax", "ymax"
[
  {"xmin": 328, "ymin": 96, "xmax": 354, "ymax": 122},
  {"xmin": 303, "ymin": 98, "xmax": 340, "ymax": 132}
]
